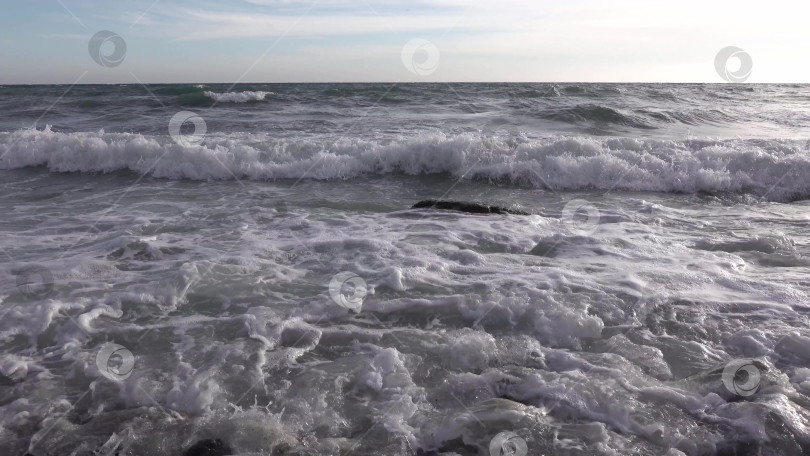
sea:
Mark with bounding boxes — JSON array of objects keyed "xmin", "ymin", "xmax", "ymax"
[{"xmin": 1, "ymin": 83, "xmax": 809, "ymax": 455}]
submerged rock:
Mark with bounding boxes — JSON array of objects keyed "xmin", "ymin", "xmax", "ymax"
[
  {"xmin": 183, "ymin": 439, "xmax": 232, "ymax": 456},
  {"xmin": 411, "ymin": 200, "xmax": 529, "ymax": 215}
]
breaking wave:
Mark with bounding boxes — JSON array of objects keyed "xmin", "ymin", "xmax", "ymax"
[
  {"xmin": 2, "ymin": 127, "xmax": 810, "ymax": 202},
  {"xmin": 203, "ymin": 90, "xmax": 273, "ymax": 103}
]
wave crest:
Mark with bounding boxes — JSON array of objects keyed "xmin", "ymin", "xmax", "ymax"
[
  {"xmin": 1, "ymin": 128, "xmax": 809, "ymax": 201},
  {"xmin": 203, "ymin": 91, "xmax": 273, "ymax": 103}
]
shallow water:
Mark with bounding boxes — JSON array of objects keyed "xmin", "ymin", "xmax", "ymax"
[{"xmin": 1, "ymin": 84, "xmax": 809, "ymax": 455}]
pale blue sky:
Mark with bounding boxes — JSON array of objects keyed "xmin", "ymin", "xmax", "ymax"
[{"xmin": 1, "ymin": 0, "xmax": 808, "ymax": 84}]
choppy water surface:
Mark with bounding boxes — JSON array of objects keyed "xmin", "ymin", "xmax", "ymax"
[{"xmin": 1, "ymin": 83, "xmax": 810, "ymax": 455}]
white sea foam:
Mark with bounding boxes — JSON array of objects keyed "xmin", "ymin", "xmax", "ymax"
[
  {"xmin": 203, "ymin": 90, "xmax": 273, "ymax": 103},
  {"xmin": 5, "ymin": 84, "xmax": 810, "ymax": 455},
  {"xmin": 2, "ymin": 170, "xmax": 810, "ymax": 454},
  {"xmin": 2, "ymin": 128, "xmax": 809, "ymax": 201}
]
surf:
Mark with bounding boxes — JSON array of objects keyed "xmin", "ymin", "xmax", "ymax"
[{"xmin": 2, "ymin": 127, "xmax": 810, "ymax": 202}]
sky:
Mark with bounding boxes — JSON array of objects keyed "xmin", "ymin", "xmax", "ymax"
[{"xmin": 1, "ymin": 0, "xmax": 809, "ymax": 84}]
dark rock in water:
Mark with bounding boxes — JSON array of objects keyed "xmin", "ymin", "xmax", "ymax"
[
  {"xmin": 418, "ymin": 438, "xmax": 480, "ymax": 455},
  {"xmin": 183, "ymin": 439, "xmax": 232, "ymax": 456},
  {"xmin": 0, "ymin": 373, "xmax": 21, "ymax": 386},
  {"xmin": 412, "ymin": 200, "xmax": 529, "ymax": 215},
  {"xmin": 714, "ymin": 440, "xmax": 762, "ymax": 456}
]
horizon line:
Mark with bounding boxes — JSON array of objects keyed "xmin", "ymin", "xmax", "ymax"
[{"xmin": 0, "ymin": 81, "xmax": 802, "ymax": 86}]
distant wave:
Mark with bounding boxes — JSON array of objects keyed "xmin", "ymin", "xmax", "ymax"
[
  {"xmin": 203, "ymin": 91, "xmax": 273, "ymax": 103},
  {"xmin": 539, "ymin": 105, "xmax": 657, "ymax": 129},
  {"xmin": 2, "ymin": 127, "xmax": 810, "ymax": 202}
]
